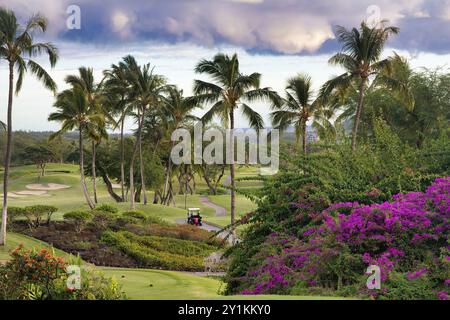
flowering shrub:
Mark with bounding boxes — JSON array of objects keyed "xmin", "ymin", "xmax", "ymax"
[
  {"xmin": 0, "ymin": 246, "xmax": 125, "ymax": 300},
  {"xmin": 238, "ymin": 177, "xmax": 450, "ymax": 299}
]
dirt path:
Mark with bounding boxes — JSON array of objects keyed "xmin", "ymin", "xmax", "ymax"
[{"xmin": 200, "ymin": 196, "xmax": 227, "ymax": 216}]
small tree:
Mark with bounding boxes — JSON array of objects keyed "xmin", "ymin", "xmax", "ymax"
[
  {"xmin": 23, "ymin": 205, "xmax": 58, "ymax": 229},
  {"xmin": 63, "ymin": 210, "xmax": 92, "ymax": 233},
  {"xmin": 22, "ymin": 145, "xmax": 54, "ymax": 180}
]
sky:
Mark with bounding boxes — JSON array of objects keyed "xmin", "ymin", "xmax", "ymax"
[{"xmin": 0, "ymin": 0, "xmax": 449, "ymax": 132}]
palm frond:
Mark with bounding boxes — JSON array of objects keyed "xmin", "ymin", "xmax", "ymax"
[{"xmin": 240, "ymin": 103, "xmax": 264, "ymax": 130}]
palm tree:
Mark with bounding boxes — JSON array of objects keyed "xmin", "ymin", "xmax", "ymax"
[
  {"xmin": 49, "ymin": 87, "xmax": 104, "ymax": 209},
  {"xmin": 103, "ymin": 63, "xmax": 132, "ymax": 202},
  {"xmin": 0, "ymin": 9, "xmax": 58, "ymax": 245},
  {"xmin": 119, "ymin": 56, "xmax": 167, "ymax": 209},
  {"xmin": 193, "ymin": 53, "xmax": 280, "ymax": 241},
  {"xmin": 271, "ymin": 74, "xmax": 322, "ymax": 153},
  {"xmin": 160, "ymin": 87, "xmax": 199, "ymax": 205},
  {"xmin": 65, "ymin": 67, "xmax": 108, "ymax": 203},
  {"xmin": 87, "ymin": 121, "xmax": 108, "ymax": 204},
  {"xmin": 320, "ymin": 21, "xmax": 399, "ymax": 151}
]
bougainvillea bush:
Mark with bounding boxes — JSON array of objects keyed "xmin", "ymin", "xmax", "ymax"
[{"xmin": 232, "ymin": 177, "xmax": 450, "ymax": 300}]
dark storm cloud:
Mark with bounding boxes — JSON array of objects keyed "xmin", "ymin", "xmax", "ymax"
[{"xmin": 2, "ymin": 0, "xmax": 450, "ymax": 54}]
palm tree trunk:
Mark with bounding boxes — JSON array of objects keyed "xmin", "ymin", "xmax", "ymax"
[
  {"xmin": 351, "ymin": 78, "xmax": 366, "ymax": 152},
  {"xmin": 91, "ymin": 141, "xmax": 98, "ymax": 204},
  {"xmin": 120, "ymin": 115, "xmax": 125, "ymax": 202},
  {"xmin": 80, "ymin": 129, "xmax": 95, "ymax": 209},
  {"xmin": 162, "ymin": 140, "xmax": 175, "ymax": 205},
  {"xmin": 302, "ymin": 119, "xmax": 307, "ymax": 154},
  {"xmin": 229, "ymin": 109, "xmax": 236, "ymax": 244},
  {"xmin": 138, "ymin": 125, "xmax": 148, "ymax": 205},
  {"xmin": 129, "ymin": 108, "xmax": 145, "ymax": 209},
  {"xmin": 0, "ymin": 63, "xmax": 14, "ymax": 246}
]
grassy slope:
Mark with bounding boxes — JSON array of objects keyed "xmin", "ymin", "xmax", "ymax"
[{"xmin": 0, "ymin": 232, "xmax": 74, "ymax": 262}]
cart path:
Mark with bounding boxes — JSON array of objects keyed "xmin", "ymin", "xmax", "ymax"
[{"xmin": 200, "ymin": 196, "xmax": 227, "ymax": 217}]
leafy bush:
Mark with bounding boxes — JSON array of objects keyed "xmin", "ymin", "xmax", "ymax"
[
  {"xmin": 122, "ymin": 211, "xmax": 147, "ymax": 221},
  {"xmin": 225, "ymin": 126, "xmax": 450, "ymax": 297},
  {"xmin": 63, "ymin": 210, "xmax": 93, "ymax": 233},
  {"xmin": 19, "ymin": 205, "xmax": 58, "ymax": 229},
  {"xmin": 232, "ymin": 178, "xmax": 450, "ymax": 299},
  {"xmin": 91, "ymin": 209, "xmax": 117, "ymax": 231},
  {"xmin": 0, "ymin": 246, "xmax": 124, "ymax": 300},
  {"xmin": 6, "ymin": 206, "xmax": 27, "ymax": 228},
  {"xmin": 113, "ymin": 211, "xmax": 167, "ymax": 228},
  {"xmin": 101, "ymin": 231, "xmax": 217, "ymax": 271},
  {"xmin": 95, "ymin": 204, "xmax": 119, "ymax": 214}
]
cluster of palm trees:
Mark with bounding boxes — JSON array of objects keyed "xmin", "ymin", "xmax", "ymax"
[{"xmin": 0, "ymin": 6, "xmax": 404, "ymax": 246}]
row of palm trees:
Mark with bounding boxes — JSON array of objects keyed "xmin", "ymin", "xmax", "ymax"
[{"xmin": 0, "ymin": 6, "xmax": 402, "ymax": 246}]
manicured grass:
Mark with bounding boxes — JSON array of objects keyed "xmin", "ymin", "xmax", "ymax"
[
  {"xmin": 0, "ymin": 232, "xmax": 75, "ymax": 262},
  {"xmin": 100, "ymin": 267, "xmax": 349, "ymax": 300}
]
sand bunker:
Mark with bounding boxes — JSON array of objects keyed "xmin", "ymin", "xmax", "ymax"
[
  {"xmin": 111, "ymin": 183, "xmax": 121, "ymax": 189},
  {"xmin": 15, "ymin": 190, "xmax": 48, "ymax": 196},
  {"xmin": 26, "ymin": 183, "xmax": 71, "ymax": 191},
  {"xmin": 1, "ymin": 192, "xmax": 27, "ymax": 199}
]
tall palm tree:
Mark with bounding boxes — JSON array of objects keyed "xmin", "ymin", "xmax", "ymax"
[
  {"xmin": 320, "ymin": 21, "xmax": 399, "ymax": 151},
  {"xmin": 193, "ymin": 53, "xmax": 280, "ymax": 242},
  {"xmin": 48, "ymin": 87, "xmax": 104, "ymax": 209},
  {"xmin": 0, "ymin": 9, "xmax": 58, "ymax": 245},
  {"xmin": 160, "ymin": 87, "xmax": 199, "ymax": 205},
  {"xmin": 87, "ymin": 121, "xmax": 108, "ymax": 204},
  {"xmin": 119, "ymin": 56, "xmax": 167, "ymax": 209},
  {"xmin": 103, "ymin": 63, "xmax": 132, "ymax": 202},
  {"xmin": 271, "ymin": 74, "xmax": 322, "ymax": 153},
  {"xmin": 65, "ymin": 67, "xmax": 108, "ymax": 203}
]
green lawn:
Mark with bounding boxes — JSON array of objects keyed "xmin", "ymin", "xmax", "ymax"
[
  {"xmin": 2, "ymin": 163, "xmax": 257, "ymax": 228},
  {"xmin": 100, "ymin": 267, "xmax": 348, "ymax": 300}
]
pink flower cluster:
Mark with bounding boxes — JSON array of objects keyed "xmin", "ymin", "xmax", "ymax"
[{"xmin": 242, "ymin": 177, "xmax": 450, "ymax": 297}]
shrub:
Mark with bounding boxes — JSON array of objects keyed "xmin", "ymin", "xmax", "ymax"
[
  {"xmin": 122, "ymin": 211, "xmax": 147, "ymax": 221},
  {"xmin": 231, "ymin": 177, "xmax": 450, "ymax": 299},
  {"xmin": 0, "ymin": 246, "xmax": 124, "ymax": 300},
  {"xmin": 377, "ymin": 272, "xmax": 436, "ymax": 300},
  {"xmin": 6, "ymin": 206, "xmax": 27, "ymax": 228},
  {"xmin": 71, "ymin": 241, "xmax": 93, "ymax": 250},
  {"xmin": 63, "ymin": 210, "xmax": 93, "ymax": 233},
  {"xmin": 0, "ymin": 246, "xmax": 66, "ymax": 300},
  {"xmin": 91, "ymin": 210, "xmax": 117, "ymax": 231},
  {"xmin": 95, "ymin": 204, "xmax": 119, "ymax": 214},
  {"xmin": 22, "ymin": 205, "xmax": 58, "ymax": 229}
]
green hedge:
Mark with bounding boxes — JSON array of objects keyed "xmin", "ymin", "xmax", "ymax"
[{"xmin": 101, "ymin": 231, "xmax": 217, "ymax": 271}]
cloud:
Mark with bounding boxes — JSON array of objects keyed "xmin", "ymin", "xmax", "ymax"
[{"xmin": 1, "ymin": 0, "xmax": 449, "ymax": 54}]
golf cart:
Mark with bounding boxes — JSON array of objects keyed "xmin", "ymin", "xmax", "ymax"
[{"xmin": 187, "ymin": 208, "xmax": 203, "ymax": 226}]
